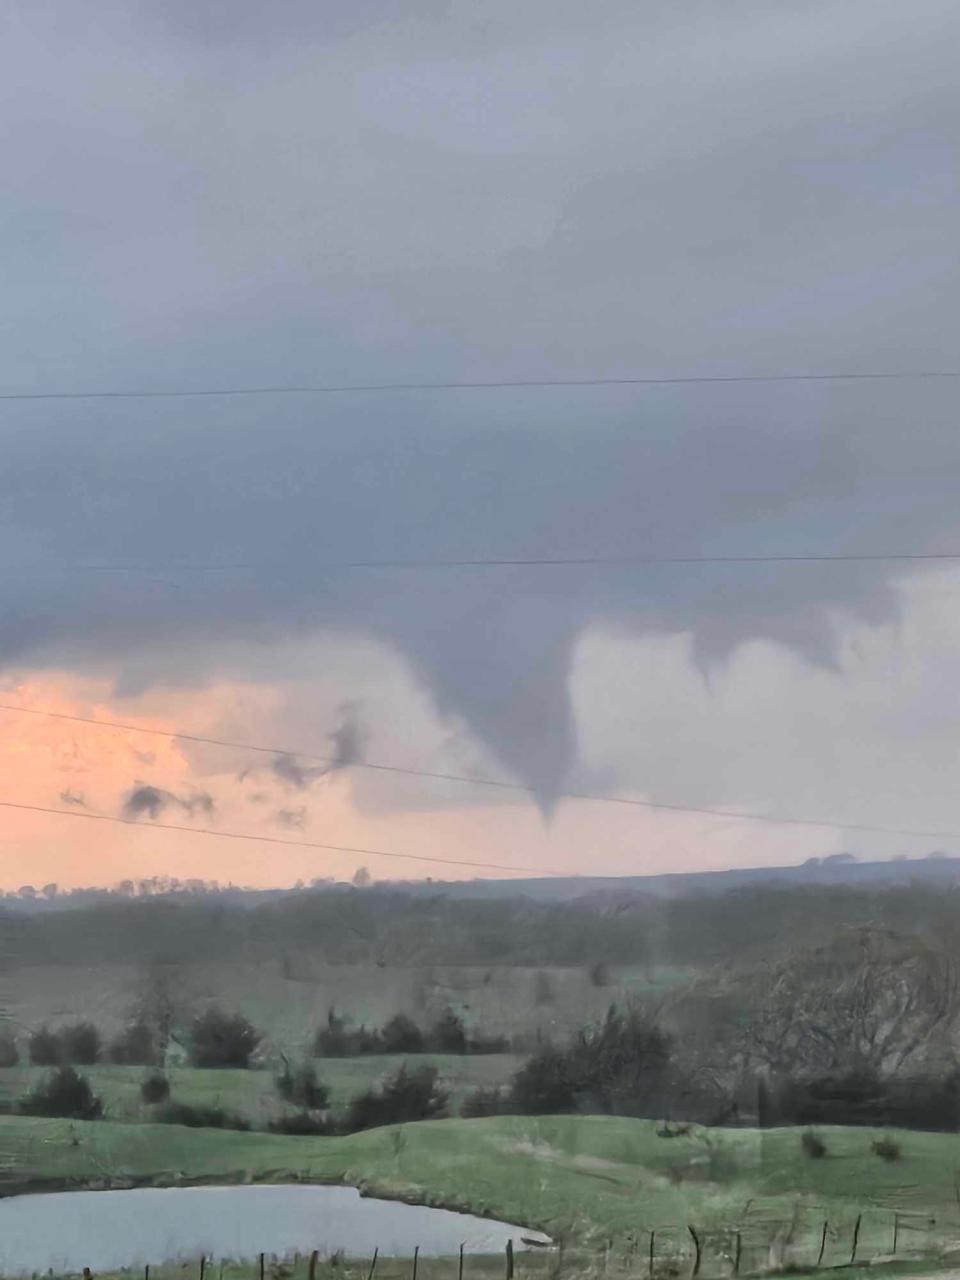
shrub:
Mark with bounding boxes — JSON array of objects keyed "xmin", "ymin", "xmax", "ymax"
[
  {"xmin": 429, "ymin": 1008, "xmax": 467, "ymax": 1054},
  {"xmin": 140, "ymin": 1071, "xmax": 171, "ymax": 1105},
  {"xmin": 344, "ymin": 1064, "xmax": 447, "ymax": 1133},
  {"xmin": 188, "ymin": 1007, "xmax": 261, "ymax": 1068},
  {"xmin": 110, "ymin": 1021, "xmax": 159, "ymax": 1066},
  {"xmin": 18, "ymin": 1066, "xmax": 103, "ymax": 1120},
  {"xmin": 314, "ymin": 1007, "xmax": 355, "ymax": 1057},
  {"xmin": 510, "ymin": 1046, "xmax": 577, "ymax": 1114},
  {"xmin": 275, "ymin": 1060, "xmax": 329, "ymax": 1110},
  {"xmin": 461, "ymin": 1086, "xmax": 506, "ymax": 1118},
  {"xmin": 156, "ymin": 1101, "xmax": 250, "ymax": 1130},
  {"xmin": 28, "ymin": 1025, "xmax": 62, "ymax": 1066},
  {"xmin": 801, "ymin": 1130, "xmax": 827, "ymax": 1158},
  {"xmin": 268, "ymin": 1111, "xmax": 334, "ymax": 1136},
  {"xmin": 508, "ymin": 1007, "xmax": 672, "ymax": 1118},
  {"xmin": 588, "ymin": 961, "xmax": 611, "ymax": 988},
  {"xmin": 59, "ymin": 1022, "xmax": 101, "ymax": 1065},
  {"xmin": 0, "ymin": 1028, "xmax": 18, "ymax": 1067},
  {"xmin": 379, "ymin": 1014, "xmax": 425, "ymax": 1054},
  {"xmin": 872, "ymin": 1136, "xmax": 901, "ymax": 1161},
  {"xmin": 466, "ymin": 1031, "xmax": 511, "ymax": 1054}
]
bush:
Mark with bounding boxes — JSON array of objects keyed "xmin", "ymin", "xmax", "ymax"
[
  {"xmin": 314, "ymin": 1007, "xmax": 354, "ymax": 1057},
  {"xmin": 28, "ymin": 1025, "xmax": 62, "ymax": 1066},
  {"xmin": 508, "ymin": 1007, "xmax": 672, "ymax": 1118},
  {"xmin": 379, "ymin": 1014, "xmax": 425, "ymax": 1054},
  {"xmin": 110, "ymin": 1021, "xmax": 160, "ymax": 1066},
  {"xmin": 156, "ymin": 1101, "xmax": 250, "ymax": 1130},
  {"xmin": 18, "ymin": 1066, "xmax": 103, "ymax": 1120},
  {"xmin": 0, "ymin": 1028, "xmax": 18, "ymax": 1067},
  {"xmin": 466, "ymin": 1032, "xmax": 511, "ymax": 1055},
  {"xmin": 510, "ymin": 1045, "xmax": 577, "ymax": 1114},
  {"xmin": 140, "ymin": 1071, "xmax": 171, "ymax": 1104},
  {"xmin": 872, "ymin": 1136, "xmax": 901, "ymax": 1161},
  {"xmin": 188, "ymin": 1007, "xmax": 261, "ymax": 1068},
  {"xmin": 461, "ymin": 1086, "xmax": 506, "ymax": 1118},
  {"xmin": 344, "ymin": 1064, "xmax": 447, "ymax": 1133},
  {"xmin": 275, "ymin": 1060, "xmax": 329, "ymax": 1110},
  {"xmin": 801, "ymin": 1130, "xmax": 827, "ymax": 1158},
  {"xmin": 429, "ymin": 1008, "xmax": 467, "ymax": 1054},
  {"xmin": 784, "ymin": 1069, "xmax": 960, "ymax": 1132},
  {"xmin": 588, "ymin": 961, "xmax": 611, "ymax": 988},
  {"xmin": 268, "ymin": 1111, "xmax": 334, "ymax": 1136},
  {"xmin": 59, "ymin": 1022, "xmax": 101, "ymax": 1065}
]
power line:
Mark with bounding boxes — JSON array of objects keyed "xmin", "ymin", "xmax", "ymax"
[
  {"xmin": 2, "ymin": 368, "xmax": 960, "ymax": 404},
  {"xmin": 0, "ymin": 798, "xmax": 563, "ymax": 877},
  {"xmin": 2, "ymin": 700, "xmax": 959, "ymax": 842},
  {"xmin": 56, "ymin": 550, "xmax": 960, "ymax": 574}
]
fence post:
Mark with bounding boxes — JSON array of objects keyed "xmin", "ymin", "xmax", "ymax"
[
  {"xmin": 734, "ymin": 1231, "xmax": 742, "ymax": 1275},
  {"xmin": 309, "ymin": 1250, "xmax": 319, "ymax": 1280},
  {"xmin": 688, "ymin": 1226, "xmax": 701, "ymax": 1278},
  {"xmin": 649, "ymin": 1230, "xmax": 655, "ymax": 1279},
  {"xmin": 367, "ymin": 1247, "xmax": 379, "ymax": 1280},
  {"xmin": 259, "ymin": 1252, "xmax": 265, "ymax": 1280},
  {"xmin": 851, "ymin": 1215, "xmax": 862, "ymax": 1266},
  {"xmin": 459, "ymin": 1241, "xmax": 465, "ymax": 1280},
  {"xmin": 505, "ymin": 1239, "xmax": 514, "ymax": 1279},
  {"xmin": 412, "ymin": 1245, "xmax": 419, "ymax": 1280},
  {"xmin": 200, "ymin": 1256, "xmax": 206, "ymax": 1280},
  {"xmin": 817, "ymin": 1221, "xmax": 828, "ymax": 1268},
  {"xmin": 892, "ymin": 1214, "xmax": 899, "ymax": 1255}
]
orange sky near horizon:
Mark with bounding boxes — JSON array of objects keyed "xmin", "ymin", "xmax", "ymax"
[{"xmin": 0, "ymin": 669, "xmax": 826, "ymax": 893}]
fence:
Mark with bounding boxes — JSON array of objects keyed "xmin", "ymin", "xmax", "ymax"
[
  {"xmin": 88, "ymin": 1241, "xmax": 540, "ymax": 1280},
  {"xmin": 65, "ymin": 1204, "xmax": 959, "ymax": 1280}
]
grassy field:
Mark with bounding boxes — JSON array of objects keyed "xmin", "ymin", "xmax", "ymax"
[
  {"xmin": 7, "ymin": 960, "xmax": 692, "ymax": 1056},
  {"xmin": 0, "ymin": 1056, "xmax": 518, "ymax": 1126},
  {"xmin": 3, "ymin": 1113, "xmax": 960, "ymax": 1272}
]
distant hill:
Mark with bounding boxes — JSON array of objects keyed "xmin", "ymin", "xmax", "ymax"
[
  {"xmin": 394, "ymin": 854, "xmax": 960, "ymax": 902},
  {"xmin": 4, "ymin": 853, "xmax": 960, "ymax": 911}
]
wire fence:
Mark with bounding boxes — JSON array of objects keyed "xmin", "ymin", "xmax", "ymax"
[{"xmin": 55, "ymin": 1209, "xmax": 959, "ymax": 1280}]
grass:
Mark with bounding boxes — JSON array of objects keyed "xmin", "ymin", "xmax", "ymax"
[
  {"xmin": 0, "ymin": 1056, "xmax": 518, "ymax": 1127},
  {"xmin": 4, "ymin": 1113, "xmax": 960, "ymax": 1269},
  {"xmin": 6, "ymin": 960, "xmax": 692, "ymax": 1057}
]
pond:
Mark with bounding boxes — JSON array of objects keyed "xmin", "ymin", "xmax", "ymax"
[{"xmin": 0, "ymin": 1185, "xmax": 552, "ymax": 1275}]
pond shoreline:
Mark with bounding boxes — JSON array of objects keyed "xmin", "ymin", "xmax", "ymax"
[
  {"xmin": 0, "ymin": 1168, "xmax": 553, "ymax": 1241},
  {"xmin": 0, "ymin": 1183, "xmax": 553, "ymax": 1275}
]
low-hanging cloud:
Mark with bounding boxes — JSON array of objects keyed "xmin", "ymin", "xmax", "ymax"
[
  {"xmin": 270, "ymin": 704, "xmax": 368, "ymax": 790},
  {"xmin": 3, "ymin": 0, "xmax": 960, "ymax": 815},
  {"xmin": 122, "ymin": 785, "xmax": 216, "ymax": 822}
]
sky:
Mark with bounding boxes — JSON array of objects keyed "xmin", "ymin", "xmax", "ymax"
[{"xmin": 2, "ymin": 0, "xmax": 960, "ymax": 890}]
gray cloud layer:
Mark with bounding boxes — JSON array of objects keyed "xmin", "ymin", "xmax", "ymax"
[{"xmin": 2, "ymin": 1, "xmax": 959, "ymax": 808}]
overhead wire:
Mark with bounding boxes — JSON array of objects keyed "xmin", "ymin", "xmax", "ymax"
[
  {"xmin": 52, "ymin": 550, "xmax": 960, "ymax": 573},
  {"xmin": 2, "ymin": 701, "xmax": 959, "ymax": 842},
  {"xmin": 0, "ymin": 798, "xmax": 564, "ymax": 876},
  {"xmin": 1, "ymin": 367, "xmax": 960, "ymax": 403}
]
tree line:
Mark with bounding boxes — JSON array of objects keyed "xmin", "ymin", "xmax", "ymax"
[{"xmin": 11, "ymin": 879, "xmax": 960, "ymax": 970}]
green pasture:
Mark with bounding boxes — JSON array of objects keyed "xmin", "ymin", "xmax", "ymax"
[
  {"xmin": 3, "ymin": 1114, "xmax": 960, "ymax": 1271},
  {"xmin": 0, "ymin": 1056, "xmax": 518, "ymax": 1127}
]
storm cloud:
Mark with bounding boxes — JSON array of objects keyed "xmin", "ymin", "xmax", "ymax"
[
  {"xmin": 122, "ymin": 785, "xmax": 216, "ymax": 822},
  {"xmin": 2, "ymin": 1, "xmax": 960, "ymax": 813}
]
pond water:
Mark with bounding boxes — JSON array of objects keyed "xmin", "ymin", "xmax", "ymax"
[{"xmin": 0, "ymin": 1184, "xmax": 551, "ymax": 1275}]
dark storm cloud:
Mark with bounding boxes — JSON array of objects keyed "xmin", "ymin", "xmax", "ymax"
[
  {"xmin": 122, "ymin": 786, "xmax": 216, "ymax": 821},
  {"xmin": 2, "ymin": 1, "xmax": 960, "ymax": 807},
  {"xmin": 269, "ymin": 705, "xmax": 367, "ymax": 789}
]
